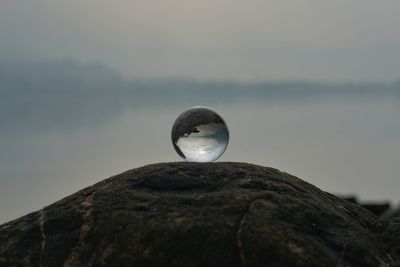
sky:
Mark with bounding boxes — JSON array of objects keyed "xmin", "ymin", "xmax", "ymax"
[
  {"xmin": 1, "ymin": 0, "xmax": 400, "ymax": 82},
  {"xmin": 0, "ymin": 1, "xmax": 400, "ymax": 223}
]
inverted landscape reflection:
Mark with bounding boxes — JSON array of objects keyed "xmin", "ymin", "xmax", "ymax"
[{"xmin": 177, "ymin": 123, "xmax": 229, "ymax": 162}]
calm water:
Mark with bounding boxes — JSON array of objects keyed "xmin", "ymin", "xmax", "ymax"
[{"xmin": 1, "ymin": 81, "xmax": 399, "ymax": 223}]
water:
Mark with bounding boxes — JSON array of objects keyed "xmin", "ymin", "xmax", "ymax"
[
  {"xmin": 0, "ymin": 81, "xmax": 400, "ymax": 224},
  {"xmin": 172, "ymin": 107, "xmax": 229, "ymax": 162}
]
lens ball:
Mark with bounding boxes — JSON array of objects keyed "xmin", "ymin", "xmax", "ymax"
[{"xmin": 171, "ymin": 106, "xmax": 229, "ymax": 162}]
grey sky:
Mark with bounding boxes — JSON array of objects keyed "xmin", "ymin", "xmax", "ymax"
[{"xmin": 1, "ymin": 0, "xmax": 400, "ymax": 82}]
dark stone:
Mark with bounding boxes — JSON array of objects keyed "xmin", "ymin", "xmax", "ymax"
[{"xmin": 0, "ymin": 162, "xmax": 399, "ymax": 267}]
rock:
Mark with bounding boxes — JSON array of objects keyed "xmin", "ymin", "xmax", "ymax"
[{"xmin": 0, "ymin": 162, "xmax": 399, "ymax": 267}]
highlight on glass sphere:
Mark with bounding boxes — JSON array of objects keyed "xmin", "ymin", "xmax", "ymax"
[{"xmin": 171, "ymin": 106, "xmax": 229, "ymax": 163}]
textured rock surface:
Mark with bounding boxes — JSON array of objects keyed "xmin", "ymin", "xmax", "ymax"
[{"xmin": 0, "ymin": 162, "xmax": 399, "ymax": 267}]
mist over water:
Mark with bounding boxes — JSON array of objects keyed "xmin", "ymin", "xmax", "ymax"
[{"xmin": 0, "ymin": 62, "xmax": 400, "ymax": 223}]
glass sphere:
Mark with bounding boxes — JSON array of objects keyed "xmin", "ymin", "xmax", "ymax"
[{"xmin": 171, "ymin": 106, "xmax": 229, "ymax": 162}]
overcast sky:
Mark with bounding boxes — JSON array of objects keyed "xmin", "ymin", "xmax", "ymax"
[{"xmin": 1, "ymin": 0, "xmax": 400, "ymax": 82}]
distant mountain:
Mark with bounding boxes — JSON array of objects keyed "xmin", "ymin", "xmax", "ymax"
[
  {"xmin": 0, "ymin": 61, "xmax": 128, "ymax": 92},
  {"xmin": 0, "ymin": 61, "xmax": 398, "ymax": 133}
]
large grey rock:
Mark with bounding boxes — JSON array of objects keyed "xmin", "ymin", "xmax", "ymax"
[{"xmin": 0, "ymin": 162, "xmax": 398, "ymax": 267}]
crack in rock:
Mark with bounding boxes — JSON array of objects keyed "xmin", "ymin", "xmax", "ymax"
[
  {"xmin": 38, "ymin": 209, "xmax": 46, "ymax": 267},
  {"xmin": 236, "ymin": 199, "xmax": 258, "ymax": 267},
  {"xmin": 63, "ymin": 182, "xmax": 111, "ymax": 267},
  {"xmin": 63, "ymin": 193, "xmax": 95, "ymax": 267}
]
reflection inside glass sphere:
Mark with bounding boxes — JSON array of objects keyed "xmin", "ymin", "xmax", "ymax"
[{"xmin": 171, "ymin": 106, "xmax": 229, "ymax": 162}]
